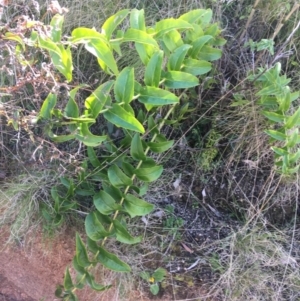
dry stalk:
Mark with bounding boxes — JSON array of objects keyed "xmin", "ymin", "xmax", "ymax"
[
  {"xmin": 238, "ymin": 0, "xmax": 261, "ymax": 44},
  {"xmin": 272, "ymin": 2, "xmax": 300, "ymax": 40},
  {"xmin": 255, "ymin": 2, "xmax": 300, "ymax": 66}
]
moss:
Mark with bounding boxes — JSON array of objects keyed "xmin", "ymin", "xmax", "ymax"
[{"xmin": 197, "ymin": 128, "xmax": 221, "ymax": 172}]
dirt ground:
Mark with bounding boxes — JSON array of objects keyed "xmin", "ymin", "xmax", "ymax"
[
  {"xmin": 0, "ymin": 228, "xmax": 152, "ymax": 301},
  {"xmin": 0, "ymin": 228, "xmax": 75, "ymax": 301}
]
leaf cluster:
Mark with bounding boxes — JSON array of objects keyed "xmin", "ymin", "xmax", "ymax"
[
  {"xmin": 5, "ymin": 7, "xmax": 224, "ymax": 300},
  {"xmin": 253, "ymin": 63, "xmax": 300, "ymax": 174}
]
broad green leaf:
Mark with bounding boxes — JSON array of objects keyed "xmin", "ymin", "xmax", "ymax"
[
  {"xmin": 110, "ymin": 30, "xmax": 123, "ymax": 55},
  {"xmin": 135, "ymin": 164, "xmax": 163, "ymax": 182},
  {"xmin": 155, "ymin": 19, "xmax": 193, "ymax": 38},
  {"xmin": 87, "ymin": 237, "xmax": 99, "ymax": 254},
  {"xmin": 124, "ymin": 194, "xmax": 154, "ymax": 217},
  {"xmin": 85, "ymin": 81, "xmax": 114, "ymax": 118},
  {"xmin": 189, "ymin": 35, "xmax": 213, "ymax": 58},
  {"xmin": 130, "ymin": 133, "xmax": 146, "ymax": 161},
  {"xmin": 179, "ymin": 9, "xmax": 211, "ymax": 24},
  {"xmin": 85, "ymin": 40, "xmax": 119, "ymax": 75},
  {"xmin": 198, "ymin": 46, "xmax": 222, "ymax": 61},
  {"xmin": 130, "ymin": 9, "xmax": 146, "ymax": 31},
  {"xmin": 150, "ymin": 283, "xmax": 159, "ymax": 295},
  {"xmin": 139, "ymin": 271, "xmax": 150, "ymax": 281},
  {"xmin": 53, "ymin": 214, "xmax": 64, "ymax": 227},
  {"xmin": 204, "ymin": 23, "xmax": 220, "ymax": 37},
  {"xmin": 289, "ymin": 149, "xmax": 300, "ymax": 163},
  {"xmin": 49, "ymin": 45, "xmax": 73, "ymax": 81},
  {"xmin": 272, "ymin": 147, "xmax": 288, "ymax": 156},
  {"xmin": 51, "ymin": 187, "xmax": 60, "ymax": 210},
  {"xmin": 4, "ymin": 32, "xmax": 25, "ymax": 50},
  {"xmin": 135, "ymin": 43, "xmax": 156, "ymax": 65},
  {"xmin": 87, "ymin": 147, "xmax": 101, "ymax": 168},
  {"xmin": 76, "ymin": 123, "xmax": 107, "ymax": 147},
  {"xmin": 148, "ymin": 115, "xmax": 159, "ymax": 134},
  {"xmin": 55, "ymin": 286, "xmax": 63, "ymax": 298},
  {"xmin": 139, "ymin": 183, "xmax": 149, "ymax": 196},
  {"xmin": 163, "ymin": 71, "xmax": 199, "ymax": 89},
  {"xmin": 122, "ymin": 161, "xmax": 135, "ymax": 177},
  {"xmin": 285, "ymin": 107, "xmax": 300, "ymax": 129},
  {"xmin": 97, "ymin": 247, "xmax": 131, "ymax": 272},
  {"xmin": 66, "ymin": 293, "xmax": 79, "ymax": 301},
  {"xmin": 71, "ymin": 28, "xmax": 108, "ymax": 44},
  {"xmin": 199, "ymin": 9, "xmax": 213, "ymax": 26},
  {"xmin": 148, "ymin": 140, "xmax": 174, "ymax": 153},
  {"xmin": 85, "ymin": 212, "xmax": 110, "ymax": 241},
  {"xmin": 184, "ymin": 23, "xmax": 204, "ymax": 43},
  {"xmin": 257, "ymin": 85, "xmax": 282, "ymax": 96},
  {"xmin": 285, "ymin": 129, "xmax": 299, "ymax": 148},
  {"xmin": 261, "ymin": 111, "xmax": 285, "ymax": 123},
  {"xmin": 102, "ymin": 9, "xmax": 129, "ymax": 39},
  {"xmin": 104, "ymin": 104, "xmax": 145, "ymax": 133},
  {"xmin": 64, "ymin": 268, "xmax": 73, "ymax": 290},
  {"xmin": 72, "ymin": 256, "xmax": 86, "ymax": 276},
  {"xmin": 153, "ymin": 267, "xmax": 167, "ymax": 282},
  {"xmin": 94, "ymin": 190, "xmax": 121, "ymax": 215},
  {"xmin": 61, "ymin": 116, "xmax": 96, "ymax": 123},
  {"xmin": 91, "ymin": 171, "xmax": 109, "ymax": 182},
  {"xmin": 103, "ymin": 185, "xmax": 123, "ymax": 202},
  {"xmin": 145, "ymin": 51, "xmax": 163, "ymax": 87},
  {"xmin": 278, "ymin": 88, "xmax": 291, "ymax": 112},
  {"xmin": 139, "ymin": 86, "xmax": 179, "ymax": 107},
  {"xmin": 65, "ymin": 94, "xmax": 79, "ymax": 119},
  {"xmin": 76, "ymin": 189, "xmax": 94, "ymax": 196},
  {"xmin": 286, "ymin": 165, "xmax": 300, "ymax": 174},
  {"xmin": 85, "ymin": 272, "xmax": 111, "ymax": 291},
  {"xmin": 50, "ymin": 14, "xmax": 64, "ymax": 43},
  {"xmin": 114, "ymin": 67, "xmax": 134, "ymax": 103},
  {"xmin": 265, "ymin": 130, "xmax": 287, "ymax": 141},
  {"xmin": 168, "ymin": 44, "xmax": 192, "ymax": 71},
  {"xmin": 108, "ymin": 164, "xmax": 133, "ymax": 187},
  {"xmin": 123, "ymin": 29, "xmax": 159, "ymax": 48},
  {"xmin": 182, "ymin": 58, "xmax": 212, "ymax": 75},
  {"xmin": 76, "ymin": 233, "xmax": 90, "ymax": 267},
  {"xmin": 38, "ymin": 36, "xmax": 61, "ymax": 56},
  {"xmin": 113, "ymin": 219, "xmax": 142, "ymax": 244},
  {"xmin": 123, "ymin": 103, "xmax": 135, "ymax": 115},
  {"xmin": 163, "ymin": 30, "xmax": 184, "ymax": 52},
  {"xmin": 291, "ymin": 91, "xmax": 300, "ymax": 102},
  {"xmin": 60, "ymin": 177, "xmax": 73, "ymax": 190},
  {"xmin": 39, "ymin": 93, "xmax": 57, "ymax": 119},
  {"xmin": 211, "ymin": 36, "xmax": 227, "ymax": 46},
  {"xmin": 258, "ymin": 95, "xmax": 278, "ymax": 107}
]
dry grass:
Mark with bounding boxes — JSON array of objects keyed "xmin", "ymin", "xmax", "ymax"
[{"xmin": 0, "ymin": 172, "xmax": 55, "ymax": 244}]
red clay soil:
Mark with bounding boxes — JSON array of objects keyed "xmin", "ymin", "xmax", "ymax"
[
  {"xmin": 0, "ymin": 228, "xmax": 152, "ymax": 301},
  {"xmin": 0, "ymin": 228, "xmax": 76, "ymax": 301},
  {"xmin": 0, "ymin": 227, "xmax": 162, "ymax": 301}
]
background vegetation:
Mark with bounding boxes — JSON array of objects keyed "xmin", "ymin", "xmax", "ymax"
[{"xmin": 1, "ymin": 0, "xmax": 300, "ymax": 300}]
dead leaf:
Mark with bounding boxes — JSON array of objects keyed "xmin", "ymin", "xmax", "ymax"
[
  {"xmin": 242, "ymin": 159, "xmax": 259, "ymax": 169},
  {"xmin": 181, "ymin": 243, "xmax": 194, "ymax": 254},
  {"xmin": 173, "ymin": 177, "xmax": 181, "ymax": 189}
]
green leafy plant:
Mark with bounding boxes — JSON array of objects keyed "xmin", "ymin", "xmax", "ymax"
[
  {"xmin": 252, "ymin": 62, "xmax": 300, "ymax": 174},
  {"xmin": 6, "ymin": 8, "xmax": 225, "ymax": 300},
  {"xmin": 245, "ymin": 38, "xmax": 275, "ymax": 55},
  {"xmin": 139, "ymin": 267, "xmax": 167, "ymax": 295},
  {"xmin": 163, "ymin": 204, "xmax": 184, "ymax": 240}
]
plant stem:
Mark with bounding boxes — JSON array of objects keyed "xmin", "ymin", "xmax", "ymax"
[{"xmin": 238, "ymin": 0, "xmax": 261, "ymax": 44}]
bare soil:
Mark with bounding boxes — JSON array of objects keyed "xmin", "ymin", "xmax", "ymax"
[
  {"xmin": 0, "ymin": 228, "xmax": 75, "ymax": 301},
  {"xmin": 0, "ymin": 228, "xmax": 158, "ymax": 301}
]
